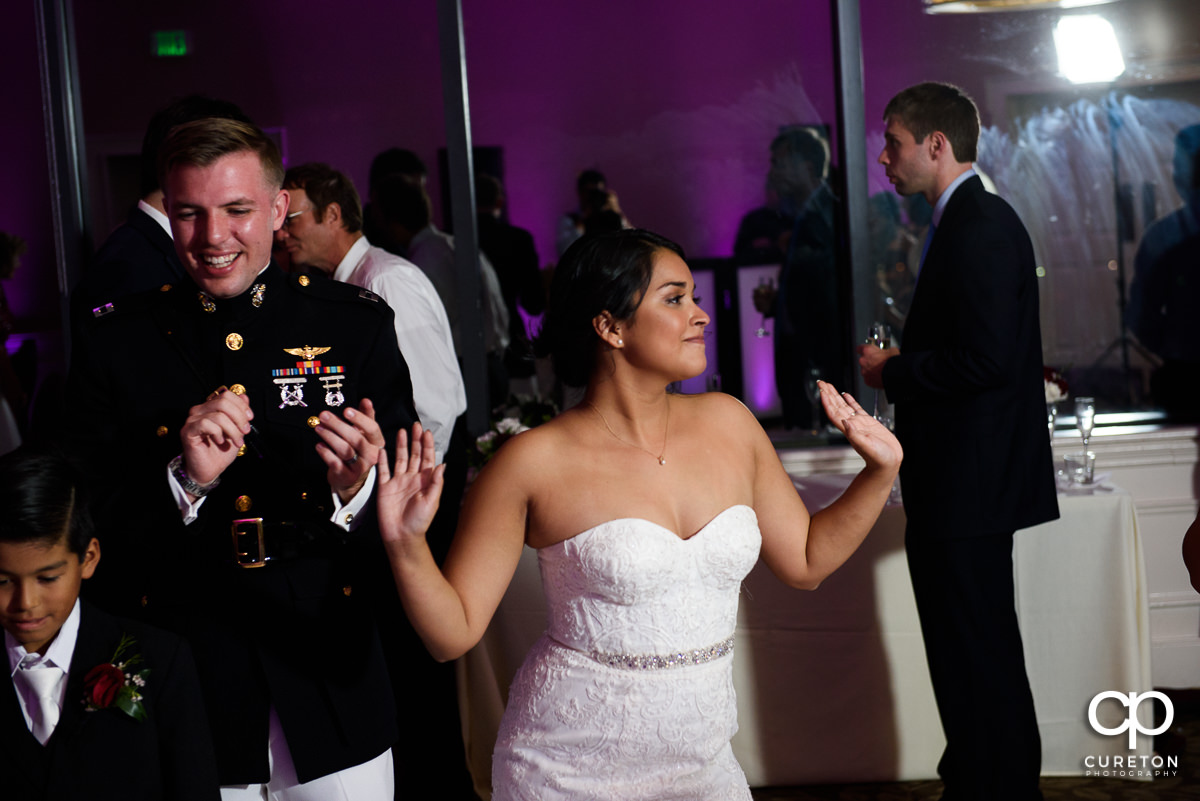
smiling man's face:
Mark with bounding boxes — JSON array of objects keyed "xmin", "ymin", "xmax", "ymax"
[{"xmin": 165, "ymin": 150, "xmax": 289, "ymax": 298}]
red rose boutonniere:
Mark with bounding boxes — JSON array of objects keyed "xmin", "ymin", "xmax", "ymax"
[{"xmin": 83, "ymin": 633, "xmax": 149, "ymax": 722}]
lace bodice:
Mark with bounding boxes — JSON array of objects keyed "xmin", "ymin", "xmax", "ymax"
[
  {"xmin": 537, "ymin": 505, "xmax": 761, "ymax": 659},
  {"xmin": 493, "ymin": 504, "xmax": 761, "ymax": 800}
]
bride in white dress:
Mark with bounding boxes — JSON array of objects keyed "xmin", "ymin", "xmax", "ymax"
[{"xmin": 376, "ymin": 229, "xmax": 901, "ymax": 800}]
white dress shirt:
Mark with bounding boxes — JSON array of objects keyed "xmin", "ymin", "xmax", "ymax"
[
  {"xmin": 333, "ymin": 236, "xmax": 467, "ymax": 463},
  {"xmin": 138, "ymin": 199, "xmax": 173, "ymax": 239},
  {"xmin": 6, "ymin": 599, "xmax": 81, "ymax": 736}
]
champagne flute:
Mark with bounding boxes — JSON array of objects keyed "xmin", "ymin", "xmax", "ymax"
[
  {"xmin": 1074, "ymin": 397, "xmax": 1096, "ymax": 482},
  {"xmin": 1074, "ymin": 396, "xmax": 1096, "ymax": 450},
  {"xmin": 867, "ymin": 322, "xmax": 890, "ymax": 420}
]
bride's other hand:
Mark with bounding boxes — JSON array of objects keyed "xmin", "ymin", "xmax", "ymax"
[
  {"xmin": 377, "ymin": 423, "xmax": 446, "ymax": 549},
  {"xmin": 817, "ymin": 381, "xmax": 902, "ymax": 473}
]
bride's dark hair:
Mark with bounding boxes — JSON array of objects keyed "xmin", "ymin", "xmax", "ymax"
[{"xmin": 534, "ymin": 228, "xmax": 684, "ymax": 387}]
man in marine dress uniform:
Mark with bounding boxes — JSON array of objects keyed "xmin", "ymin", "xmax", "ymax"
[{"xmin": 66, "ymin": 117, "xmax": 417, "ymax": 800}]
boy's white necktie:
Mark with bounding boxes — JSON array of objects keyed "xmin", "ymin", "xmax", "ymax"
[{"xmin": 18, "ymin": 659, "xmax": 65, "ymax": 744}]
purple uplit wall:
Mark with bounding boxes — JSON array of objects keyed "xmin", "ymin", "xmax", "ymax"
[
  {"xmin": 16, "ymin": 0, "xmax": 1188, "ymax": 413},
  {"xmin": 69, "ymin": 0, "xmax": 841, "ymax": 266},
  {"xmin": 1, "ymin": 4, "xmax": 58, "ymax": 332}
]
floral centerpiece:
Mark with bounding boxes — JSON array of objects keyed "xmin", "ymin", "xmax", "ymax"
[
  {"xmin": 467, "ymin": 395, "xmax": 558, "ymax": 483},
  {"xmin": 1044, "ymin": 366, "xmax": 1068, "ymax": 404},
  {"xmin": 83, "ymin": 633, "xmax": 149, "ymax": 721},
  {"xmin": 1043, "ymin": 367, "xmax": 1068, "ymax": 439}
]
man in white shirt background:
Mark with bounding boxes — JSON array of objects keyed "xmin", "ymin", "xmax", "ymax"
[
  {"xmin": 275, "ymin": 162, "xmax": 478, "ymax": 800},
  {"xmin": 277, "ymin": 162, "xmax": 466, "ymax": 464}
]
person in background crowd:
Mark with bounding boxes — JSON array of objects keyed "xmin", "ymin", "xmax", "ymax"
[
  {"xmin": 363, "ymin": 148, "xmax": 428, "ymax": 258},
  {"xmin": 1128, "ymin": 123, "xmax": 1200, "ymax": 419},
  {"xmin": 556, "ymin": 169, "xmax": 630, "ymax": 257},
  {"xmin": 474, "ymin": 172, "xmax": 545, "ymax": 384},
  {"xmin": 373, "ymin": 175, "xmax": 511, "ymax": 410}
]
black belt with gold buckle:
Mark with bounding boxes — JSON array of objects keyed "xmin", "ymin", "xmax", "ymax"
[
  {"xmin": 230, "ymin": 518, "xmax": 327, "ymax": 568},
  {"xmin": 231, "ymin": 518, "xmax": 270, "ymax": 568}
]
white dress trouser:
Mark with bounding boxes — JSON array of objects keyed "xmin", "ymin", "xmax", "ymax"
[{"xmin": 219, "ymin": 707, "xmax": 394, "ymax": 801}]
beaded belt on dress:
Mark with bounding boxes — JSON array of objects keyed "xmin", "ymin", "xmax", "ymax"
[{"xmin": 589, "ymin": 634, "xmax": 735, "ymax": 670}]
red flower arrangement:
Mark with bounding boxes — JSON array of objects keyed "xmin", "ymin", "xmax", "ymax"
[
  {"xmin": 83, "ymin": 633, "xmax": 149, "ymax": 721},
  {"xmin": 1043, "ymin": 366, "xmax": 1068, "ymax": 404}
]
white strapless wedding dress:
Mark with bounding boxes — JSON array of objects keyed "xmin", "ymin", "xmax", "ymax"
[{"xmin": 492, "ymin": 505, "xmax": 761, "ymax": 801}]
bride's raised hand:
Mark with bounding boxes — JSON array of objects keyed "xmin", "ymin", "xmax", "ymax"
[
  {"xmin": 817, "ymin": 381, "xmax": 902, "ymax": 473},
  {"xmin": 376, "ymin": 423, "xmax": 446, "ymax": 548}
]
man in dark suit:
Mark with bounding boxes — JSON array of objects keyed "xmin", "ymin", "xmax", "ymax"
[
  {"xmin": 752, "ymin": 126, "xmax": 843, "ymax": 430},
  {"xmin": 66, "ymin": 117, "xmax": 417, "ymax": 799},
  {"xmin": 475, "ymin": 172, "xmax": 545, "ymax": 380},
  {"xmin": 73, "ymin": 95, "xmax": 251, "ymax": 317},
  {"xmin": 0, "ymin": 446, "xmax": 219, "ymax": 801},
  {"xmin": 858, "ymin": 82, "xmax": 1058, "ymax": 801}
]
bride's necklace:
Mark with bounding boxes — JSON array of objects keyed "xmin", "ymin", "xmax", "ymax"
[{"xmin": 583, "ymin": 399, "xmax": 670, "ymax": 466}]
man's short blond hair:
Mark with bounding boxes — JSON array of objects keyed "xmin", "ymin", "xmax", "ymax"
[{"xmin": 158, "ymin": 117, "xmax": 284, "ymax": 192}]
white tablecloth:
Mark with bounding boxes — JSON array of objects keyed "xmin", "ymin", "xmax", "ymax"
[{"xmin": 458, "ymin": 476, "xmax": 1151, "ymax": 793}]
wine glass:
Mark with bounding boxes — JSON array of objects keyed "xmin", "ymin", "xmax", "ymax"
[
  {"xmin": 1074, "ymin": 396, "xmax": 1096, "ymax": 450},
  {"xmin": 867, "ymin": 322, "xmax": 891, "ymax": 420}
]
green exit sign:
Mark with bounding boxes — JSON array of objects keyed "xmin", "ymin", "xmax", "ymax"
[{"xmin": 153, "ymin": 30, "xmax": 189, "ymax": 57}]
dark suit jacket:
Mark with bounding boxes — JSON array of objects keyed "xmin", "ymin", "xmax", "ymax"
[
  {"xmin": 73, "ymin": 206, "xmax": 185, "ymax": 315},
  {"xmin": 65, "ymin": 265, "xmax": 415, "ymax": 784},
  {"xmin": 883, "ymin": 176, "xmax": 1058, "ymax": 540},
  {"xmin": 0, "ymin": 602, "xmax": 219, "ymax": 801},
  {"xmin": 477, "ymin": 213, "xmax": 544, "ymax": 371}
]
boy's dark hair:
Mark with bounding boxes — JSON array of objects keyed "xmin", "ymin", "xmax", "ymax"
[
  {"xmin": 284, "ymin": 162, "xmax": 364, "ymax": 234},
  {"xmin": 884, "ymin": 82, "xmax": 980, "ymax": 164},
  {"xmin": 534, "ymin": 228, "xmax": 684, "ymax": 387},
  {"xmin": 0, "ymin": 445, "xmax": 94, "ymax": 557}
]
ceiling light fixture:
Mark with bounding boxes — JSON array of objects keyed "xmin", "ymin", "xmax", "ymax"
[
  {"xmin": 1054, "ymin": 14, "xmax": 1126, "ymax": 83},
  {"xmin": 924, "ymin": 0, "xmax": 1120, "ymax": 13}
]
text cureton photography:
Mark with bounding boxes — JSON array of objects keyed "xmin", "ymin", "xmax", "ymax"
[{"xmin": 1084, "ymin": 690, "xmax": 1180, "ymax": 778}]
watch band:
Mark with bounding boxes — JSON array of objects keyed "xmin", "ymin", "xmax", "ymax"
[{"xmin": 169, "ymin": 454, "xmax": 221, "ymax": 497}]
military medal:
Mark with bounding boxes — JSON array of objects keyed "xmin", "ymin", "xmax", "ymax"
[
  {"xmin": 273, "ymin": 346, "xmax": 347, "ymax": 410},
  {"xmin": 273, "ymin": 377, "xmax": 307, "ymax": 408},
  {"xmin": 319, "ymin": 376, "xmax": 346, "ymax": 407}
]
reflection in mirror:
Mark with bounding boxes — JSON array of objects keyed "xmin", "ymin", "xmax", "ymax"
[{"xmin": 864, "ymin": 0, "xmax": 1200, "ymax": 424}]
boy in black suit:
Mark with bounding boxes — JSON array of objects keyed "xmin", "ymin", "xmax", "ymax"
[{"xmin": 0, "ymin": 445, "xmax": 219, "ymax": 801}]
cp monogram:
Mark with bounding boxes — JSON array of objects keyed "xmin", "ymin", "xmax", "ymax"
[{"xmin": 1087, "ymin": 690, "xmax": 1174, "ymax": 749}]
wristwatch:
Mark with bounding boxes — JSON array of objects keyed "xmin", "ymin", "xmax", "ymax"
[{"xmin": 169, "ymin": 455, "xmax": 221, "ymax": 497}]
